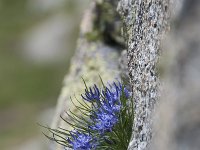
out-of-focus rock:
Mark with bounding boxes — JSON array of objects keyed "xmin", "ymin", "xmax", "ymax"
[{"xmin": 151, "ymin": 0, "xmax": 200, "ymax": 150}]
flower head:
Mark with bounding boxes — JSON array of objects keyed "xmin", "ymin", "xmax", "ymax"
[
  {"xmin": 100, "ymin": 82, "xmax": 123, "ymax": 113},
  {"xmin": 88, "ymin": 81, "xmax": 128, "ymax": 134},
  {"xmin": 107, "ymin": 81, "xmax": 131, "ymax": 99},
  {"xmin": 90, "ymin": 110, "xmax": 118, "ymax": 134},
  {"xmin": 43, "ymin": 79, "xmax": 132, "ymax": 150},
  {"xmin": 124, "ymin": 87, "xmax": 131, "ymax": 98},
  {"xmin": 100, "ymin": 99, "xmax": 121, "ymax": 114},
  {"xmin": 100, "ymin": 89, "xmax": 121, "ymax": 114},
  {"xmin": 81, "ymin": 84, "xmax": 100, "ymax": 102},
  {"xmin": 107, "ymin": 81, "xmax": 122, "ymax": 101},
  {"xmin": 67, "ymin": 131, "xmax": 96, "ymax": 150}
]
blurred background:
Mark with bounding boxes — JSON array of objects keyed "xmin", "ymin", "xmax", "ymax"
[{"xmin": 0, "ymin": 0, "xmax": 89, "ymax": 149}]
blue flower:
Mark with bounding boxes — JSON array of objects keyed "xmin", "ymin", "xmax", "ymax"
[
  {"xmin": 81, "ymin": 84, "xmax": 100, "ymax": 102},
  {"xmin": 43, "ymin": 79, "xmax": 132, "ymax": 150},
  {"xmin": 107, "ymin": 81, "xmax": 131, "ymax": 99},
  {"xmin": 100, "ymin": 100, "xmax": 121, "ymax": 114},
  {"xmin": 99, "ymin": 82, "xmax": 122, "ymax": 113},
  {"xmin": 88, "ymin": 81, "xmax": 130, "ymax": 134},
  {"xmin": 103, "ymin": 87, "xmax": 120, "ymax": 104},
  {"xmin": 124, "ymin": 87, "xmax": 130, "ymax": 98},
  {"xmin": 90, "ymin": 110, "xmax": 118, "ymax": 134},
  {"xmin": 100, "ymin": 89, "xmax": 121, "ymax": 113},
  {"xmin": 68, "ymin": 81, "xmax": 131, "ymax": 149},
  {"xmin": 67, "ymin": 131, "xmax": 96, "ymax": 150},
  {"xmin": 108, "ymin": 81, "xmax": 122, "ymax": 99}
]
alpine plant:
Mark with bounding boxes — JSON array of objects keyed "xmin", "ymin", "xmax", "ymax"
[{"xmin": 42, "ymin": 79, "xmax": 134, "ymax": 150}]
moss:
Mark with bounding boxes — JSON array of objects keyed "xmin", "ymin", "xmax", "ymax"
[
  {"xmin": 62, "ymin": 44, "xmax": 119, "ymax": 98},
  {"xmin": 84, "ymin": 0, "xmax": 124, "ymax": 46},
  {"xmin": 85, "ymin": 30, "xmax": 102, "ymax": 41}
]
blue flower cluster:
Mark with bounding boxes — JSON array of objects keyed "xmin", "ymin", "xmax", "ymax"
[
  {"xmin": 66, "ymin": 81, "xmax": 130, "ymax": 150},
  {"xmin": 67, "ymin": 131, "xmax": 96, "ymax": 150},
  {"xmin": 81, "ymin": 84, "xmax": 100, "ymax": 102}
]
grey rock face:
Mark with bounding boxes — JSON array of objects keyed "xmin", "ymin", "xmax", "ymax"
[{"xmin": 117, "ymin": 0, "xmax": 170, "ymax": 149}]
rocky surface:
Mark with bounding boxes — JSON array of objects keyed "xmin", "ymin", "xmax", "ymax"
[{"xmin": 117, "ymin": 0, "xmax": 170, "ymax": 149}]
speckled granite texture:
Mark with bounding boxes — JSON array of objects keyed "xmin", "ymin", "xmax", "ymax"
[{"xmin": 117, "ymin": 0, "xmax": 170, "ymax": 149}]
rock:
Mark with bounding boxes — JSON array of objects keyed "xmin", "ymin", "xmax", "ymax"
[{"xmin": 117, "ymin": 0, "xmax": 170, "ymax": 149}]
